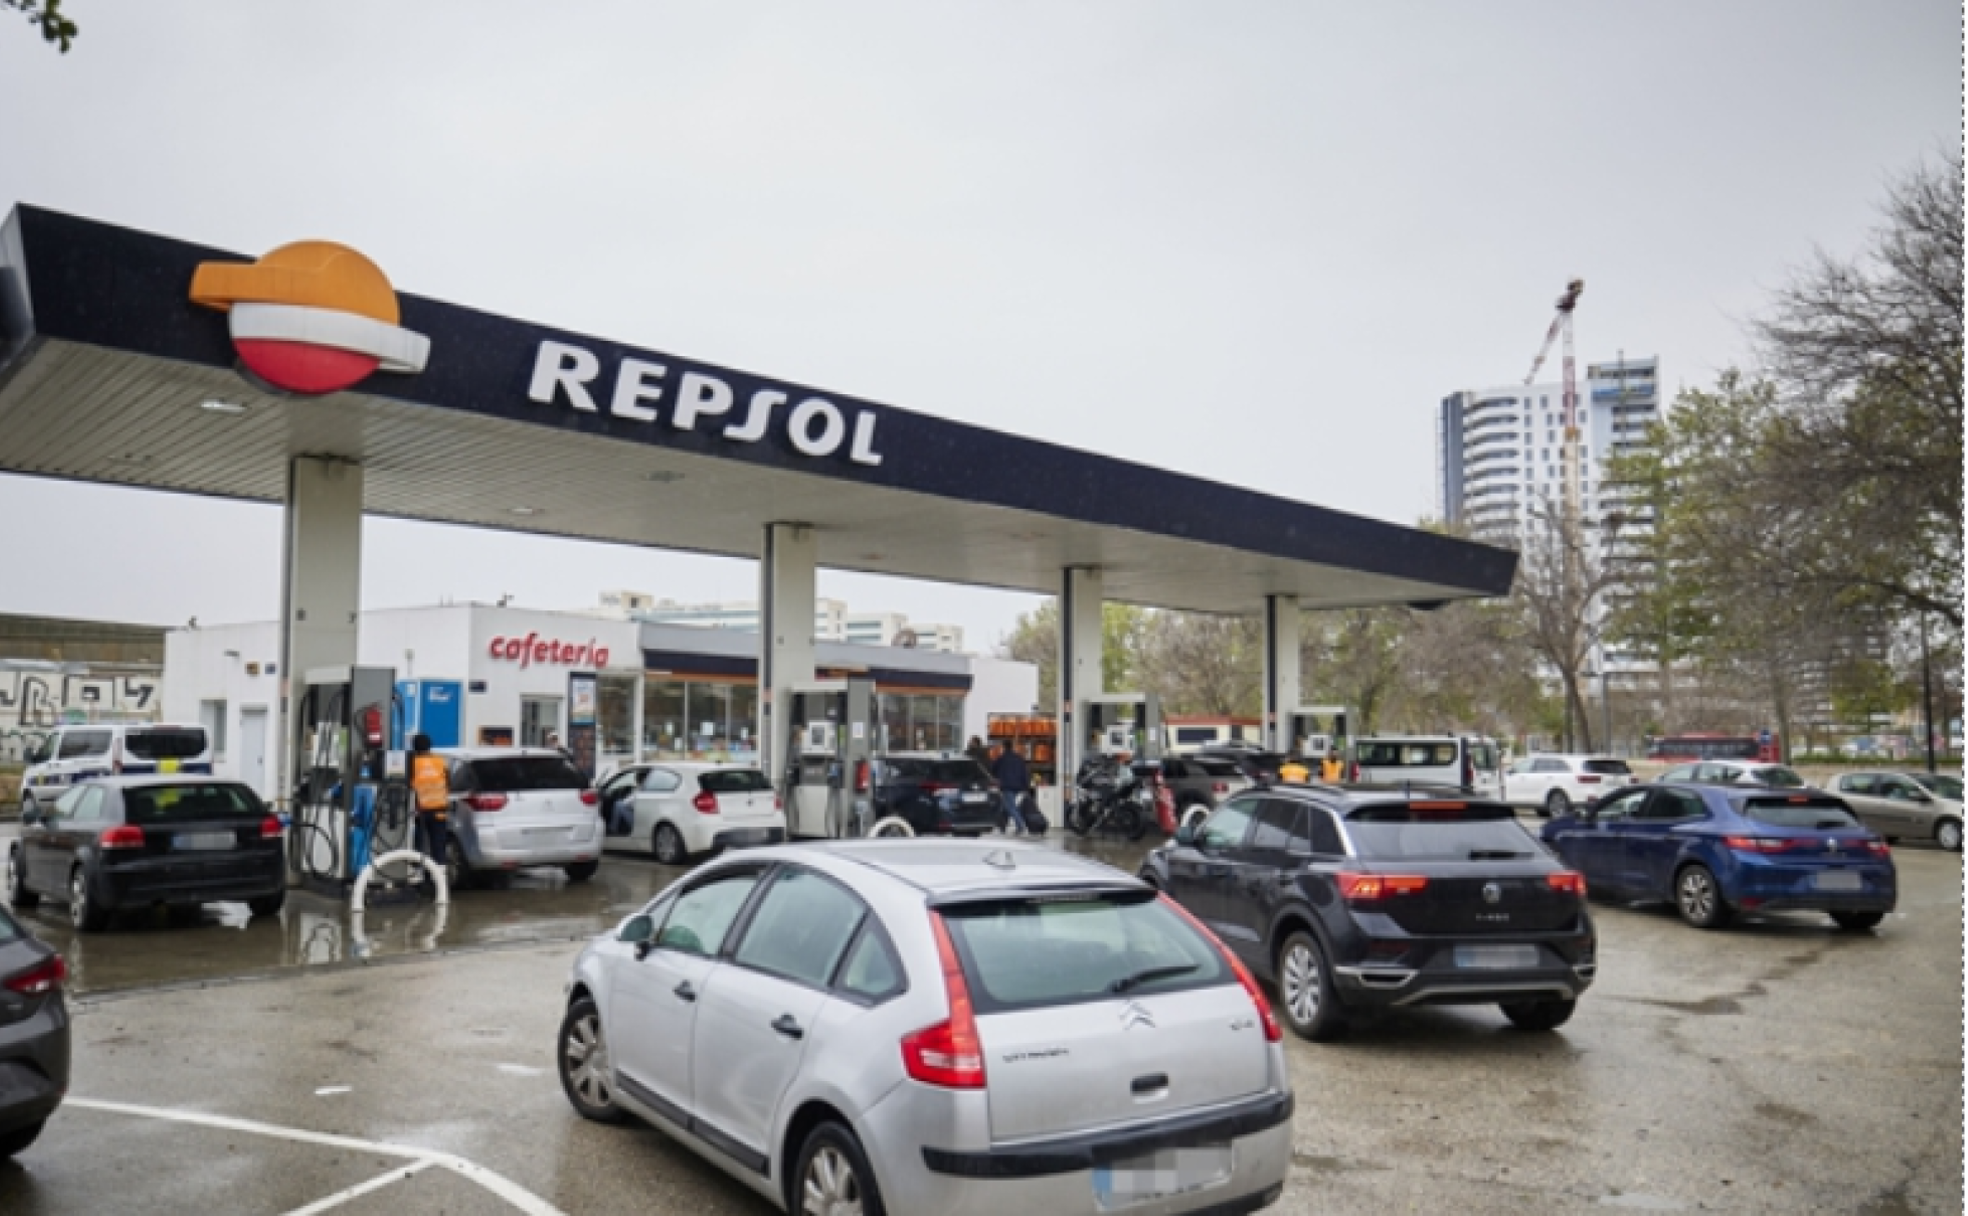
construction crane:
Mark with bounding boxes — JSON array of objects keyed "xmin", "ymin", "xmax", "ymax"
[{"xmin": 1523, "ymin": 278, "xmax": 1585, "ymax": 527}]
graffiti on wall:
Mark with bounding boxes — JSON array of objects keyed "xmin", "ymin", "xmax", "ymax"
[{"xmin": 0, "ymin": 668, "xmax": 161, "ymax": 761}]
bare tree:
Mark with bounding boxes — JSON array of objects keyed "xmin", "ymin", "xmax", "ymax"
[
  {"xmin": 1511, "ymin": 493, "xmax": 1629, "ymax": 753},
  {"xmin": 1134, "ymin": 611, "xmax": 1262, "ymax": 718}
]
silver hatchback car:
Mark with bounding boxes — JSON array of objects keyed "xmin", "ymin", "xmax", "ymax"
[{"xmin": 557, "ymin": 839, "xmax": 1293, "ymax": 1215}]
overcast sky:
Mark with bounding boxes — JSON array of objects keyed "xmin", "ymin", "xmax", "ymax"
[{"xmin": 1, "ymin": 2, "xmax": 1959, "ymax": 651}]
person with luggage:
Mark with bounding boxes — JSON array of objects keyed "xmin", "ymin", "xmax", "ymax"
[{"xmin": 991, "ymin": 741, "xmax": 1033, "ymax": 836}]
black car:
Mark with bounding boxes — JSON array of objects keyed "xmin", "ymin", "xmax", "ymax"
[
  {"xmin": 0, "ymin": 903, "xmax": 68, "ymax": 1158},
  {"xmin": 1195, "ymin": 746, "xmax": 1290, "ymax": 785},
  {"xmin": 9, "ymin": 777, "xmax": 287, "ymax": 931},
  {"xmin": 868, "ymin": 753, "xmax": 1003, "ymax": 836},
  {"xmin": 1140, "ymin": 785, "xmax": 1594, "ymax": 1040}
]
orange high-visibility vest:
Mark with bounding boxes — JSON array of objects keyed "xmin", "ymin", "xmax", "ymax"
[{"xmin": 411, "ymin": 753, "xmax": 450, "ymax": 813}]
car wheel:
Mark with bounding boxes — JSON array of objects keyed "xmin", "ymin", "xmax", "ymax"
[
  {"xmin": 247, "ymin": 889, "xmax": 286, "ymax": 918},
  {"xmin": 557, "ymin": 996, "xmax": 625, "ymax": 1124},
  {"xmin": 1500, "ymin": 998, "xmax": 1577, "ymax": 1031},
  {"xmin": 1674, "ymin": 863, "xmax": 1731, "ymax": 930},
  {"xmin": 1935, "ymin": 818, "xmax": 1963, "ymax": 853},
  {"xmin": 0, "ymin": 1118, "xmax": 44, "ymax": 1158},
  {"xmin": 1179, "ymin": 803, "xmax": 1211, "ymax": 834},
  {"xmin": 792, "ymin": 1120, "xmax": 887, "ymax": 1216},
  {"xmin": 1544, "ymin": 789, "xmax": 1570, "ymax": 818},
  {"xmin": 445, "ymin": 839, "xmax": 475, "ymax": 891},
  {"xmin": 1831, "ymin": 910, "xmax": 1885, "ymax": 932},
  {"xmin": 563, "ymin": 860, "xmax": 599, "ymax": 883},
  {"xmin": 653, "ymin": 822, "xmax": 689, "ymax": 865},
  {"xmin": 69, "ymin": 867, "xmax": 108, "ymax": 933},
  {"xmin": 1275, "ymin": 928, "xmax": 1347, "ymax": 1041},
  {"xmin": 8, "ymin": 847, "xmax": 38, "ymax": 909},
  {"xmin": 867, "ymin": 816, "xmax": 916, "ymax": 838}
]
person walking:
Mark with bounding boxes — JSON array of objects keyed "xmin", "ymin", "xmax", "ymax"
[
  {"xmin": 991, "ymin": 742, "xmax": 1033, "ymax": 836},
  {"xmin": 409, "ymin": 733, "xmax": 452, "ymax": 874}
]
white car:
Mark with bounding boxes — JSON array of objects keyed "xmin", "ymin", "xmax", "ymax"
[
  {"xmin": 602, "ymin": 763, "xmax": 785, "ymax": 864},
  {"xmin": 1503, "ymin": 754, "xmax": 1635, "ymax": 817}
]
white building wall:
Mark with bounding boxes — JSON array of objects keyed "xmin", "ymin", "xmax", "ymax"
[
  {"xmin": 162, "ymin": 621, "xmax": 283, "ymax": 793},
  {"xmin": 964, "ymin": 655, "xmax": 1039, "ymax": 745}
]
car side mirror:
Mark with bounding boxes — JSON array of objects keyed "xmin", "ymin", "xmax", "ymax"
[
  {"xmin": 1175, "ymin": 823, "xmax": 1199, "ymax": 847},
  {"xmin": 619, "ymin": 913, "xmax": 654, "ymax": 948}
]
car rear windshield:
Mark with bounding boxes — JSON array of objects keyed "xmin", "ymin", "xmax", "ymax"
[
  {"xmin": 1750, "ymin": 766, "xmax": 1807, "ymax": 788},
  {"xmin": 1583, "ymin": 759, "xmax": 1632, "ymax": 775},
  {"xmin": 1743, "ymin": 797, "xmax": 1862, "ymax": 830},
  {"xmin": 939, "ymin": 890, "xmax": 1229, "ymax": 1012},
  {"xmin": 1345, "ymin": 805, "xmax": 1539, "ymax": 860},
  {"xmin": 125, "ymin": 728, "xmax": 208, "ymax": 761},
  {"xmin": 124, "ymin": 783, "xmax": 264, "ymax": 824},
  {"xmin": 1193, "ymin": 758, "xmax": 1245, "ymax": 778},
  {"xmin": 698, "ymin": 769, "xmax": 770, "ymax": 794},
  {"xmin": 886, "ymin": 758, "xmax": 989, "ymax": 783},
  {"xmin": 465, "ymin": 756, "xmax": 586, "ymax": 791}
]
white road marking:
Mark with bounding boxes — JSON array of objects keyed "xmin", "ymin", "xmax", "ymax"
[
  {"xmin": 314, "ymin": 1086, "xmax": 352, "ymax": 1096},
  {"xmin": 282, "ymin": 1159, "xmax": 435, "ymax": 1215},
  {"xmin": 65, "ymin": 1097, "xmax": 566, "ymax": 1216}
]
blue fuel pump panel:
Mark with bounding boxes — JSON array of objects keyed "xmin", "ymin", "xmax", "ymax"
[{"xmin": 396, "ymin": 680, "xmax": 464, "ymax": 748}]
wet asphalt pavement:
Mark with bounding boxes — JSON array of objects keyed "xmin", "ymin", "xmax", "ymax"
[{"xmin": 0, "ymin": 821, "xmax": 1960, "ymax": 1215}]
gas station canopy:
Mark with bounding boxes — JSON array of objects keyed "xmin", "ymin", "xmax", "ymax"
[{"xmin": 0, "ymin": 205, "xmax": 1515, "ymax": 614}]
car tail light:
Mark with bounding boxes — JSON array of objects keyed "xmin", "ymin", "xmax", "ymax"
[
  {"xmin": 901, "ymin": 914, "xmax": 986, "ymax": 1088},
  {"xmin": 1724, "ymin": 836, "xmax": 1795, "ymax": 854},
  {"xmin": 692, "ymin": 790, "xmax": 719, "ymax": 815},
  {"xmin": 774, "ymin": 793, "xmax": 784, "ymax": 811},
  {"xmin": 922, "ymin": 781, "xmax": 955, "ymax": 795},
  {"xmin": 579, "ymin": 789, "xmax": 599, "ymax": 807},
  {"xmin": 1864, "ymin": 840, "xmax": 1890, "ymax": 857},
  {"xmin": 1547, "ymin": 871, "xmax": 1587, "ymax": 897},
  {"xmin": 100, "ymin": 824, "xmax": 145, "ymax": 850},
  {"xmin": 1157, "ymin": 894, "xmax": 1281, "ymax": 1043},
  {"xmin": 259, "ymin": 816, "xmax": 283, "ymax": 840},
  {"xmin": 465, "ymin": 793, "xmax": 507, "ymax": 812},
  {"xmin": 3, "ymin": 954, "xmax": 65, "ymax": 997},
  {"xmin": 1212, "ymin": 781, "xmax": 1228, "ymax": 794},
  {"xmin": 1577, "ymin": 775, "xmax": 1602, "ymax": 785},
  {"xmin": 1339, "ymin": 873, "xmax": 1429, "ymax": 902}
]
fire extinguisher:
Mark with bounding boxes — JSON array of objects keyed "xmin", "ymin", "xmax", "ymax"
[{"xmin": 1154, "ymin": 778, "xmax": 1177, "ymax": 835}]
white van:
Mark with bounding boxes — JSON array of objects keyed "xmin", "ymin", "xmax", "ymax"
[
  {"xmin": 20, "ymin": 723, "xmax": 213, "ymax": 817},
  {"xmin": 1351, "ymin": 735, "xmax": 1503, "ymax": 799}
]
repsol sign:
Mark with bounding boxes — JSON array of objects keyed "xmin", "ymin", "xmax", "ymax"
[{"xmin": 527, "ymin": 340, "xmax": 885, "ymax": 467}]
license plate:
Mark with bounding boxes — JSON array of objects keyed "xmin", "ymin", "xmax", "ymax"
[
  {"xmin": 961, "ymin": 791, "xmax": 988, "ymax": 804},
  {"xmin": 523, "ymin": 827, "xmax": 568, "ymax": 838},
  {"xmin": 1093, "ymin": 1145, "xmax": 1232, "ymax": 1209},
  {"xmin": 1454, "ymin": 944, "xmax": 1540, "ymax": 969},
  {"xmin": 174, "ymin": 832, "xmax": 232, "ymax": 851},
  {"xmin": 1815, "ymin": 870, "xmax": 1863, "ymax": 891}
]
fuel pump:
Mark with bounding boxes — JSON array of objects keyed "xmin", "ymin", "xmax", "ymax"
[
  {"xmin": 290, "ymin": 665, "xmax": 405, "ymax": 896},
  {"xmin": 779, "ymin": 677, "xmax": 876, "ymax": 839},
  {"xmin": 1285, "ymin": 705, "xmax": 1351, "ymax": 760},
  {"xmin": 1083, "ymin": 693, "xmax": 1164, "ymax": 762}
]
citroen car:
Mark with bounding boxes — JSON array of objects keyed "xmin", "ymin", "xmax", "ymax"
[{"xmin": 556, "ymin": 839, "xmax": 1292, "ymax": 1214}]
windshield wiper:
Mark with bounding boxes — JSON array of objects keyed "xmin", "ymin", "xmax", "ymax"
[
  {"xmin": 1110, "ymin": 963, "xmax": 1200, "ymax": 994},
  {"xmin": 1468, "ymin": 849, "xmax": 1528, "ymax": 860}
]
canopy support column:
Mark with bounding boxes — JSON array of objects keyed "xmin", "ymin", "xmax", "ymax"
[
  {"xmin": 1057, "ymin": 566, "xmax": 1104, "ymax": 790},
  {"xmin": 758, "ymin": 522, "xmax": 817, "ymax": 784},
  {"xmin": 1263, "ymin": 594, "xmax": 1301, "ymax": 753}
]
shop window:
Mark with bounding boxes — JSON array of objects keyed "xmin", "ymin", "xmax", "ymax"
[
  {"xmin": 598, "ymin": 674, "xmax": 636, "ymax": 756},
  {"xmin": 643, "ymin": 679, "xmax": 687, "ymax": 760}
]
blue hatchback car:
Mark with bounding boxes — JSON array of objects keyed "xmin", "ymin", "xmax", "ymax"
[{"xmin": 1540, "ymin": 782, "xmax": 1895, "ymax": 931}]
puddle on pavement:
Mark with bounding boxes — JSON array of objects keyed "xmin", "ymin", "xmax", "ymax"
[{"xmin": 16, "ymin": 833, "xmax": 1158, "ymax": 997}]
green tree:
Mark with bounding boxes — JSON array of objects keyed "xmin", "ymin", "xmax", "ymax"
[
  {"xmin": 5, "ymin": 0, "xmax": 76, "ymax": 52},
  {"xmin": 995, "ymin": 601, "xmax": 1146, "ymax": 712},
  {"xmin": 1135, "ymin": 611, "xmax": 1263, "ymax": 718}
]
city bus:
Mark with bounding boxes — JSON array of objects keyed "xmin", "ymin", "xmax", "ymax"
[{"xmin": 1644, "ymin": 732, "xmax": 1782, "ymax": 763}]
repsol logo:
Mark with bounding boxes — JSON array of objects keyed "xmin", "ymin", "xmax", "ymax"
[{"xmin": 528, "ymin": 340, "xmax": 884, "ymax": 466}]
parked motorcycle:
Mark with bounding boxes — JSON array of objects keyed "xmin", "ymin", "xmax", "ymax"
[{"xmin": 1064, "ymin": 755, "xmax": 1153, "ymax": 840}]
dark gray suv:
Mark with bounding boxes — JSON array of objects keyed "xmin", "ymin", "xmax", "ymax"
[{"xmin": 0, "ymin": 902, "xmax": 69, "ymax": 1157}]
